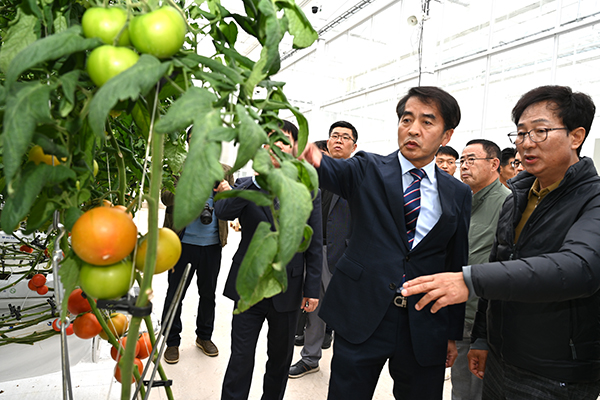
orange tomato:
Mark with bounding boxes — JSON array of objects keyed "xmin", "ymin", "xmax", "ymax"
[
  {"xmin": 71, "ymin": 206, "xmax": 138, "ymax": 265},
  {"xmin": 73, "ymin": 312, "xmax": 103, "ymax": 339}
]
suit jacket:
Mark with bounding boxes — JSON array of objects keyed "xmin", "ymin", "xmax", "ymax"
[
  {"xmin": 214, "ymin": 177, "xmax": 322, "ymax": 312},
  {"xmin": 318, "ymin": 150, "xmax": 471, "ymax": 367},
  {"xmin": 323, "ymin": 191, "xmax": 351, "ymax": 273},
  {"xmin": 161, "ymin": 163, "xmax": 234, "ymax": 247}
]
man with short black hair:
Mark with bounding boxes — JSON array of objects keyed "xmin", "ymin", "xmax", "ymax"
[
  {"xmin": 290, "ymin": 121, "xmax": 356, "ymax": 379},
  {"xmin": 403, "ymin": 85, "xmax": 600, "ymax": 400},
  {"xmin": 498, "ymin": 147, "xmax": 517, "ymax": 188},
  {"xmin": 302, "ymin": 86, "xmax": 471, "ymax": 400},
  {"xmin": 436, "ymin": 146, "xmax": 459, "ymax": 176},
  {"xmin": 452, "ymin": 139, "xmax": 510, "ymax": 400}
]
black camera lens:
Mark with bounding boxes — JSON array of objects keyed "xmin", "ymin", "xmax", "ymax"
[
  {"xmin": 200, "ymin": 203, "xmax": 214, "ymax": 225},
  {"xmin": 312, "ymin": 6, "xmax": 319, "ymax": 13}
]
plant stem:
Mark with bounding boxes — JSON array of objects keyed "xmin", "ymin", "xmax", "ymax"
[{"xmin": 108, "ymin": 132, "xmax": 127, "ymax": 205}]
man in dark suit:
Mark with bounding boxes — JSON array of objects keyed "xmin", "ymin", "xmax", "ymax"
[
  {"xmin": 289, "ymin": 120, "xmax": 356, "ymax": 378},
  {"xmin": 216, "ymin": 120, "xmax": 322, "ymax": 400},
  {"xmin": 302, "ymin": 86, "xmax": 471, "ymax": 400}
]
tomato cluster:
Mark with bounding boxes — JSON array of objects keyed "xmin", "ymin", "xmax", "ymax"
[
  {"xmin": 27, "ymin": 273, "xmax": 49, "ymax": 295},
  {"xmin": 82, "ymin": 6, "xmax": 187, "ymax": 87},
  {"xmin": 110, "ymin": 332, "xmax": 153, "ymax": 384}
]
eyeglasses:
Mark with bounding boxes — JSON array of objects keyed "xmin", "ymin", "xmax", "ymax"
[
  {"xmin": 330, "ymin": 133, "xmax": 356, "ymax": 143},
  {"xmin": 507, "ymin": 127, "xmax": 568, "ymax": 145},
  {"xmin": 511, "ymin": 159, "xmax": 521, "ymax": 168},
  {"xmin": 456, "ymin": 157, "xmax": 494, "ymax": 167}
]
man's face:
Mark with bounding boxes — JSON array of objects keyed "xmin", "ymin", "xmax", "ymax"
[
  {"xmin": 435, "ymin": 155, "xmax": 457, "ymax": 176},
  {"xmin": 327, "ymin": 127, "xmax": 356, "ymax": 159},
  {"xmin": 267, "ymin": 130, "xmax": 295, "ymax": 167},
  {"xmin": 516, "ymin": 101, "xmax": 583, "ymax": 188},
  {"xmin": 398, "ymin": 97, "xmax": 454, "ymax": 168},
  {"xmin": 514, "ymin": 152, "xmax": 524, "ymax": 173},
  {"xmin": 460, "ymin": 144, "xmax": 499, "ymax": 194},
  {"xmin": 498, "ymin": 157, "xmax": 515, "ymax": 186}
]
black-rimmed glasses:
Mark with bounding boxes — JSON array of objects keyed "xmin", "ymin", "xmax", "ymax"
[
  {"xmin": 329, "ymin": 133, "xmax": 356, "ymax": 143},
  {"xmin": 507, "ymin": 127, "xmax": 568, "ymax": 145},
  {"xmin": 456, "ymin": 157, "xmax": 494, "ymax": 167}
]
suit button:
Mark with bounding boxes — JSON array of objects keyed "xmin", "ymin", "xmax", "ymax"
[
  {"xmin": 405, "ymin": 255, "xmax": 410, "ymax": 261},
  {"xmin": 389, "ymin": 283, "xmax": 396, "ymax": 290}
]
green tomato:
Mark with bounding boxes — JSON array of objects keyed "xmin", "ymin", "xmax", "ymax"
[
  {"xmin": 81, "ymin": 7, "xmax": 130, "ymax": 46},
  {"xmin": 79, "ymin": 259, "xmax": 134, "ymax": 300},
  {"xmin": 129, "ymin": 6, "xmax": 186, "ymax": 59},
  {"xmin": 86, "ymin": 45, "xmax": 139, "ymax": 87}
]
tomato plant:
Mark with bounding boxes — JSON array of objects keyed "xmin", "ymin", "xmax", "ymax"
[
  {"xmin": 27, "ymin": 280, "xmax": 38, "ymax": 291},
  {"xmin": 79, "ymin": 259, "xmax": 134, "ymax": 300},
  {"xmin": 86, "ymin": 45, "xmax": 140, "ymax": 87},
  {"xmin": 135, "ymin": 228, "xmax": 181, "ymax": 274},
  {"xmin": 73, "ymin": 312, "xmax": 103, "ymax": 339},
  {"xmin": 114, "ymin": 357, "xmax": 143, "ymax": 384},
  {"xmin": 71, "ymin": 206, "xmax": 138, "ymax": 266},
  {"xmin": 0, "ymin": 0, "xmax": 318, "ymax": 397},
  {"xmin": 136, "ymin": 332, "xmax": 152, "ymax": 360},
  {"xmin": 67, "ymin": 288, "xmax": 92, "ymax": 315},
  {"xmin": 82, "ymin": 7, "xmax": 130, "ymax": 46},
  {"xmin": 99, "ymin": 312, "xmax": 129, "ymax": 340},
  {"xmin": 129, "ymin": 7, "xmax": 186, "ymax": 59}
]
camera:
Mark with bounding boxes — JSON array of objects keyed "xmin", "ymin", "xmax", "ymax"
[
  {"xmin": 200, "ymin": 203, "xmax": 214, "ymax": 225},
  {"xmin": 312, "ymin": 5, "xmax": 319, "ymax": 14}
]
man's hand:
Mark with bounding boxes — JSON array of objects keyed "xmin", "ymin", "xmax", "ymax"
[
  {"xmin": 299, "ymin": 143, "xmax": 323, "ymax": 168},
  {"xmin": 400, "ymin": 272, "xmax": 469, "ymax": 313},
  {"xmin": 216, "ymin": 180, "xmax": 231, "ymax": 192},
  {"xmin": 467, "ymin": 349, "xmax": 488, "ymax": 379},
  {"xmin": 301, "ymin": 297, "xmax": 319, "ymax": 312},
  {"xmin": 446, "ymin": 340, "xmax": 458, "ymax": 368}
]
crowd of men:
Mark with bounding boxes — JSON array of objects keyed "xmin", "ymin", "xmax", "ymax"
[{"xmin": 159, "ymin": 84, "xmax": 600, "ymax": 400}]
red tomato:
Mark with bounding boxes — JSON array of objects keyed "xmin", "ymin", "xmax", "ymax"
[
  {"xmin": 73, "ymin": 312, "xmax": 102, "ymax": 339},
  {"xmin": 27, "ymin": 280, "xmax": 38, "ymax": 291},
  {"xmin": 31, "ymin": 273, "xmax": 46, "ymax": 287},
  {"xmin": 136, "ymin": 332, "xmax": 153, "ymax": 360},
  {"xmin": 111, "ymin": 336, "xmax": 141, "ymax": 361},
  {"xmin": 114, "ymin": 357, "xmax": 143, "ymax": 384},
  {"xmin": 36, "ymin": 285, "xmax": 49, "ymax": 295},
  {"xmin": 67, "ymin": 288, "xmax": 92, "ymax": 315},
  {"xmin": 20, "ymin": 244, "xmax": 34, "ymax": 253}
]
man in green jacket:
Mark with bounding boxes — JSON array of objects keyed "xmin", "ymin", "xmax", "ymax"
[{"xmin": 452, "ymin": 139, "xmax": 509, "ymax": 400}]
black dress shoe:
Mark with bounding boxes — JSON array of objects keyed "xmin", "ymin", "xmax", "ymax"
[
  {"xmin": 321, "ymin": 332, "xmax": 333, "ymax": 349},
  {"xmin": 294, "ymin": 334, "xmax": 304, "ymax": 346}
]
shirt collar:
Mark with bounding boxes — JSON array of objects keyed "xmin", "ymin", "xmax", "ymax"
[
  {"xmin": 398, "ymin": 151, "xmax": 437, "ymax": 184},
  {"xmin": 528, "ymin": 177, "xmax": 562, "ymax": 201}
]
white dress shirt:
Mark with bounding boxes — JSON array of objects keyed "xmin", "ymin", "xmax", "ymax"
[{"xmin": 398, "ymin": 152, "xmax": 442, "ymax": 248}]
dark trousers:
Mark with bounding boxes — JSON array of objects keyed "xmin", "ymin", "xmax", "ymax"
[
  {"xmin": 328, "ymin": 302, "xmax": 445, "ymax": 400},
  {"xmin": 162, "ymin": 242, "xmax": 221, "ymax": 347},
  {"xmin": 221, "ymin": 298, "xmax": 299, "ymax": 400},
  {"xmin": 483, "ymin": 349, "xmax": 600, "ymax": 400}
]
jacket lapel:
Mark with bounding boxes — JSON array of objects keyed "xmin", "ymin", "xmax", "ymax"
[{"xmin": 380, "ymin": 151, "xmax": 410, "ymax": 253}]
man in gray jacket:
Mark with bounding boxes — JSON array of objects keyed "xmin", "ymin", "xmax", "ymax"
[{"xmin": 402, "ymin": 85, "xmax": 600, "ymax": 399}]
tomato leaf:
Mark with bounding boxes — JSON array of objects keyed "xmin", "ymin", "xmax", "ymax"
[
  {"xmin": 244, "ymin": 0, "xmax": 284, "ymax": 94},
  {"xmin": 292, "ymin": 159, "xmax": 319, "ymax": 195},
  {"xmin": 233, "ymin": 105, "xmax": 268, "ymax": 172},
  {"xmin": 64, "ymin": 207, "xmax": 83, "ymax": 232},
  {"xmin": 267, "ymin": 162, "xmax": 313, "ymax": 268},
  {"xmin": 214, "ymin": 188, "xmax": 273, "ymax": 207},
  {"xmin": 23, "ymin": 194, "xmax": 58, "ymax": 235},
  {"xmin": 3, "ymin": 82, "xmax": 57, "ymax": 187},
  {"xmin": 172, "ymin": 111, "xmax": 224, "ymax": 230},
  {"xmin": 234, "ymin": 222, "xmax": 283, "ymax": 313},
  {"xmin": 296, "ymin": 223, "xmax": 314, "ymax": 253},
  {"xmin": 5, "ymin": 26, "xmax": 101, "ymax": 87},
  {"xmin": 58, "ymin": 256, "xmax": 80, "ymax": 320},
  {"xmin": 154, "ymin": 86, "xmax": 217, "ymax": 134},
  {"xmin": 1, "ymin": 164, "xmax": 76, "ymax": 232},
  {"xmin": 164, "ymin": 138, "xmax": 187, "ymax": 176},
  {"xmin": 88, "ymin": 55, "xmax": 171, "ymax": 138},
  {"xmin": 276, "ymin": 0, "xmax": 318, "ymax": 48},
  {"xmin": 0, "ymin": 10, "xmax": 38, "ymax": 74},
  {"xmin": 59, "ymin": 70, "xmax": 80, "ymax": 106}
]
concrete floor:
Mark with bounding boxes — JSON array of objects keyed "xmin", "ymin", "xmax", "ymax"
[{"xmin": 0, "ymin": 208, "xmax": 453, "ymax": 399}]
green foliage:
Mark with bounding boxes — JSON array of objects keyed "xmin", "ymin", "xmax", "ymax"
[{"xmin": 0, "ymin": 0, "xmax": 319, "ymax": 357}]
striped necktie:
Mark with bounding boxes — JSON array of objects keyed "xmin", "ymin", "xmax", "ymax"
[{"xmin": 404, "ymin": 168, "xmax": 425, "ymax": 248}]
